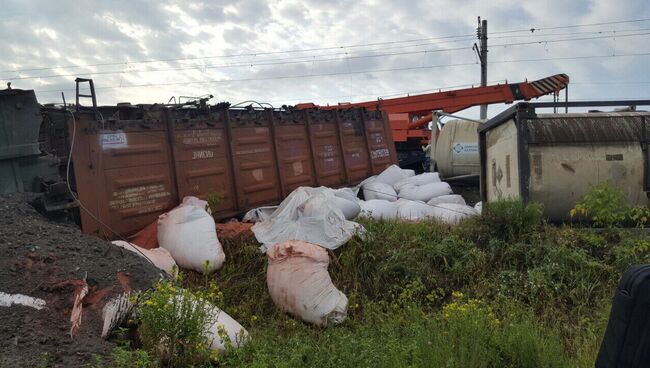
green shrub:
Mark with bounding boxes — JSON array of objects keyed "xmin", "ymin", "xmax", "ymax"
[
  {"xmin": 136, "ymin": 276, "xmax": 222, "ymax": 367},
  {"xmin": 571, "ymin": 183, "xmax": 628, "ymax": 227},
  {"xmin": 111, "ymin": 347, "xmax": 158, "ymax": 368},
  {"xmin": 471, "ymin": 200, "xmax": 544, "ymax": 243}
]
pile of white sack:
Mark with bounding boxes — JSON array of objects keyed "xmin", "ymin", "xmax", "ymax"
[{"xmin": 358, "ymin": 165, "xmax": 480, "ymax": 224}]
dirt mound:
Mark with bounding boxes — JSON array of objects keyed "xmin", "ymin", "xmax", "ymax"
[{"xmin": 0, "ymin": 194, "xmax": 161, "ymax": 367}]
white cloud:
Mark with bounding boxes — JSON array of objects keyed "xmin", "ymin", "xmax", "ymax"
[{"xmin": 0, "ymin": 0, "xmax": 648, "ymax": 118}]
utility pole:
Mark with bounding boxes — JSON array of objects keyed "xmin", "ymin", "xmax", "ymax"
[{"xmin": 474, "ymin": 17, "xmax": 488, "ymax": 120}]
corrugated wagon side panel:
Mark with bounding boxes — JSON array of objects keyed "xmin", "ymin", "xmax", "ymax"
[
  {"xmin": 362, "ymin": 109, "xmax": 395, "ymax": 175},
  {"xmin": 306, "ymin": 109, "xmax": 347, "ymax": 187},
  {"xmin": 169, "ymin": 107, "xmax": 238, "ymax": 217},
  {"xmin": 272, "ymin": 110, "xmax": 316, "ymax": 194},
  {"xmin": 229, "ymin": 108, "xmax": 282, "ymax": 209},
  {"xmin": 71, "ymin": 109, "xmax": 177, "ymax": 236},
  {"xmin": 338, "ymin": 109, "xmax": 372, "ymax": 184}
]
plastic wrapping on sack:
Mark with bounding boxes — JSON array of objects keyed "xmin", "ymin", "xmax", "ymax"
[
  {"xmin": 157, "ymin": 197, "xmax": 225, "ymax": 273},
  {"xmin": 111, "ymin": 240, "xmax": 177, "ymax": 275},
  {"xmin": 362, "ymin": 181, "xmax": 397, "ymax": 201},
  {"xmin": 427, "ymin": 194, "xmax": 467, "ymax": 206},
  {"xmin": 474, "ymin": 201, "xmax": 483, "ymax": 214},
  {"xmin": 252, "ymin": 187, "xmax": 364, "ymax": 252},
  {"xmin": 267, "ymin": 240, "xmax": 348, "ymax": 327},
  {"xmin": 242, "ymin": 206, "xmax": 278, "ymax": 223},
  {"xmin": 398, "ymin": 182, "xmax": 452, "ymax": 202},
  {"xmin": 358, "ymin": 199, "xmax": 399, "ymax": 220},
  {"xmin": 244, "ymin": 189, "xmax": 360, "ymax": 222},
  {"xmin": 374, "ymin": 164, "xmax": 410, "ymax": 186},
  {"xmin": 393, "ymin": 172, "xmax": 441, "ymax": 191}
]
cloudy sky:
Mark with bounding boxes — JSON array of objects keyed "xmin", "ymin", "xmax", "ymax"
[{"xmin": 1, "ymin": 0, "xmax": 649, "ymax": 118}]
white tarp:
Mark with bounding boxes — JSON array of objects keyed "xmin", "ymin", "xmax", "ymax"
[
  {"xmin": 252, "ymin": 187, "xmax": 364, "ymax": 252},
  {"xmin": 242, "ymin": 206, "xmax": 278, "ymax": 223},
  {"xmin": 267, "ymin": 240, "xmax": 348, "ymax": 327},
  {"xmin": 158, "ymin": 197, "xmax": 225, "ymax": 274}
]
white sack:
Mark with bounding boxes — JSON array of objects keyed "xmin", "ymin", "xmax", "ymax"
[
  {"xmin": 396, "ymin": 200, "xmax": 437, "ymax": 221},
  {"xmin": 111, "ymin": 240, "xmax": 177, "ymax": 275},
  {"xmin": 427, "ymin": 194, "xmax": 466, "ymax": 206},
  {"xmin": 362, "ymin": 181, "xmax": 397, "ymax": 201},
  {"xmin": 402, "ymin": 169, "xmax": 416, "ymax": 178},
  {"xmin": 393, "ymin": 172, "xmax": 441, "ymax": 191},
  {"xmin": 358, "ymin": 199, "xmax": 399, "ymax": 220},
  {"xmin": 242, "ymin": 206, "xmax": 278, "ymax": 223},
  {"xmin": 169, "ymin": 292, "xmax": 248, "ymax": 353},
  {"xmin": 333, "ymin": 187, "xmax": 359, "ymax": 203},
  {"xmin": 398, "ymin": 182, "xmax": 452, "ymax": 202},
  {"xmin": 333, "ymin": 188, "xmax": 361, "ymax": 220},
  {"xmin": 474, "ymin": 201, "xmax": 483, "ymax": 214},
  {"xmin": 431, "ymin": 203, "xmax": 479, "ymax": 225},
  {"xmin": 206, "ymin": 304, "xmax": 249, "ymax": 352},
  {"xmin": 252, "ymin": 187, "xmax": 363, "ymax": 252},
  {"xmin": 374, "ymin": 164, "xmax": 409, "ymax": 186},
  {"xmin": 181, "ymin": 196, "xmax": 211, "ymax": 214},
  {"xmin": 333, "ymin": 196, "xmax": 361, "ymax": 220},
  {"xmin": 158, "ymin": 197, "xmax": 225, "ymax": 273},
  {"xmin": 267, "ymin": 240, "xmax": 347, "ymax": 327}
]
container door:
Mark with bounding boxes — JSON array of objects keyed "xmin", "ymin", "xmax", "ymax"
[
  {"xmin": 306, "ymin": 109, "xmax": 346, "ymax": 187},
  {"xmin": 170, "ymin": 107, "xmax": 238, "ymax": 218},
  {"xmin": 229, "ymin": 109, "xmax": 282, "ymax": 209},
  {"xmin": 273, "ymin": 110, "xmax": 316, "ymax": 194},
  {"xmin": 338, "ymin": 109, "xmax": 372, "ymax": 184}
]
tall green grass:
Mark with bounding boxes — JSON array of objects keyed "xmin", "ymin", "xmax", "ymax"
[{"xmin": 105, "ymin": 200, "xmax": 650, "ymax": 367}]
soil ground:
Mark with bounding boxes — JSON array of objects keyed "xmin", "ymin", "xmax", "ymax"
[{"xmin": 0, "ymin": 193, "xmax": 161, "ymax": 367}]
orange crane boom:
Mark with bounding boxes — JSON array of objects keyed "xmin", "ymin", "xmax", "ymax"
[{"xmin": 297, "ymin": 73, "xmax": 569, "ymax": 141}]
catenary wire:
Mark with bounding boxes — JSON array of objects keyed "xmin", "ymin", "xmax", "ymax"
[
  {"xmin": 5, "ymin": 31, "xmax": 650, "ymax": 82},
  {"xmin": 3, "ymin": 17, "xmax": 649, "ymax": 74}
]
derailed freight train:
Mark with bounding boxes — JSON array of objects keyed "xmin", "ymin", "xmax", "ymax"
[{"xmin": 2, "ymin": 86, "xmax": 397, "ymax": 237}]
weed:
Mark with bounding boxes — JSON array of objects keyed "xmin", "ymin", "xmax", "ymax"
[
  {"xmin": 136, "ymin": 276, "xmax": 220, "ymax": 367},
  {"xmin": 206, "ymin": 192, "xmax": 224, "ymax": 214},
  {"xmin": 571, "ymin": 183, "xmax": 629, "ymax": 227}
]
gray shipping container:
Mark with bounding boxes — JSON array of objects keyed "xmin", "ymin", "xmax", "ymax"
[{"xmin": 479, "ymin": 100, "xmax": 650, "ymax": 220}]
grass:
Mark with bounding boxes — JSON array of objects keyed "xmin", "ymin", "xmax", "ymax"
[{"xmin": 101, "ymin": 200, "xmax": 650, "ymax": 367}]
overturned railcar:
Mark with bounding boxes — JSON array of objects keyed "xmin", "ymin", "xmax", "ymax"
[
  {"xmin": 42, "ymin": 101, "xmax": 397, "ymax": 236},
  {"xmin": 479, "ymin": 101, "xmax": 650, "ymax": 221}
]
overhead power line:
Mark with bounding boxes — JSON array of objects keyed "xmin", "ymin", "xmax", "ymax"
[
  {"xmin": 5, "ymin": 31, "xmax": 649, "ymax": 82},
  {"xmin": 3, "ymin": 17, "xmax": 649, "ymax": 75},
  {"xmin": 32, "ymin": 52, "xmax": 650, "ymax": 95}
]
